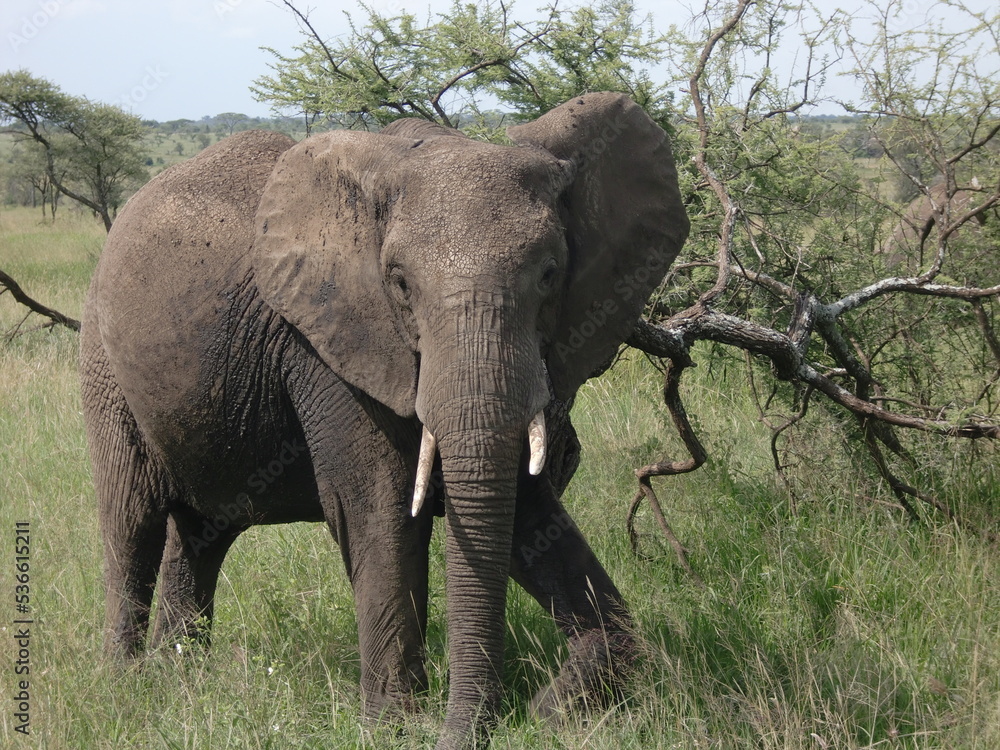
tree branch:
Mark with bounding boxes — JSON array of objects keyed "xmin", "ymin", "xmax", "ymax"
[
  {"xmin": 630, "ymin": 310, "xmax": 1000, "ymax": 439},
  {"xmin": 279, "ymin": 0, "xmax": 355, "ymax": 84},
  {"xmin": 0, "ymin": 269, "xmax": 80, "ymax": 332},
  {"xmin": 626, "ymin": 358, "xmax": 705, "ymax": 584},
  {"xmin": 429, "ymin": 4, "xmax": 558, "ymax": 124},
  {"xmin": 687, "ymin": 0, "xmax": 755, "ymax": 306}
]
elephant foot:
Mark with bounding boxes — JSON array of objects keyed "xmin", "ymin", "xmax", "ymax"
[
  {"xmin": 361, "ymin": 692, "xmax": 422, "ymax": 726},
  {"xmin": 361, "ymin": 671, "xmax": 429, "ymax": 725},
  {"xmin": 105, "ymin": 624, "xmax": 150, "ymax": 661},
  {"xmin": 529, "ymin": 629, "xmax": 636, "ymax": 723},
  {"xmin": 434, "ymin": 704, "xmax": 498, "ymax": 750}
]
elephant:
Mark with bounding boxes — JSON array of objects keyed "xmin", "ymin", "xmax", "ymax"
[{"xmin": 79, "ymin": 92, "xmax": 689, "ymax": 749}]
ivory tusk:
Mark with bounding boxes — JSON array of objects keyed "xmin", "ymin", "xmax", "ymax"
[
  {"xmin": 411, "ymin": 426, "xmax": 437, "ymax": 517},
  {"xmin": 528, "ymin": 410, "xmax": 546, "ymax": 476}
]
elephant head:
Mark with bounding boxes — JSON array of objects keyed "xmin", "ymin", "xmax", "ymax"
[{"xmin": 251, "ymin": 92, "xmax": 688, "ymax": 745}]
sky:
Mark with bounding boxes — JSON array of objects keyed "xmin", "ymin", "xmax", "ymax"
[{"xmin": 1, "ymin": 0, "xmax": 996, "ymax": 122}]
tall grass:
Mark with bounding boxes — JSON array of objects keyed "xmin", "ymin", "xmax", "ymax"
[{"xmin": 1, "ymin": 206, "xmax": 998, "ymax": 748}]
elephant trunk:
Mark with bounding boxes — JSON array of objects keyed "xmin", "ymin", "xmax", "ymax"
[
  {"xmin": 435, "ymin": 433, "xmax": 520, "ymax": 747},
  {"xmin": 414, "ymin": 295, "xmax": 548, "ymax": 748}
]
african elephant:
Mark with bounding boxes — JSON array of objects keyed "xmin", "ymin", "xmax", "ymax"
[{"xmin": 80, "ymin": 92, "xmax": 689, "ymax": 748}]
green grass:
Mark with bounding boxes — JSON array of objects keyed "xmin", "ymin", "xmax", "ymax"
[{"xmin": 2, "ymin": 205, "xmax": 999, "ymax": 748}]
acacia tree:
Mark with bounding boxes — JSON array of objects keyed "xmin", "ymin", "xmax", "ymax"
[
  {"xmin": 216, "ymin": 112, "xmax": 249, "ymax": 136},
  {"xmin": 252, "ymin": 0, "xmax": 667, "ymax": 133},
  {"xmin": 0, "ymin": 70, "xmax": 148, "ymax": 232},
  {"xmin": 0, "ymin": 71, "xmax": 148, "ymax": 336}
]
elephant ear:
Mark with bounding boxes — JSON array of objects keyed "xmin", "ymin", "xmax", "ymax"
[
  {"xmin": 508, "ymin": 93, "xmax": 689, "ymax": 400},
  {"xmin": 252, "ymin": 130, "xmax": 421, "ymax": 417}
]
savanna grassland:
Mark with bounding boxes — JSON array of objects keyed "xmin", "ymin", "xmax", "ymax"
[{"xmin": 1, "ymin": 205, "xmax": 999, "ymax": 748}]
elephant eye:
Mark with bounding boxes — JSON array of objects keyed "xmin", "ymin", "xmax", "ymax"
[
  {"xmin": 388, "ymin": 266, "xmax": 411, "ymax": 302},
  {"xmin": 538, "ymin": 260, "xmax": 559, "ymax": 293}
]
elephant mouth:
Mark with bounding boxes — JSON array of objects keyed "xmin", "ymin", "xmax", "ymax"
[{"xmin": 409, "ymin": 410, "xmax": 547, "ymax": 517}]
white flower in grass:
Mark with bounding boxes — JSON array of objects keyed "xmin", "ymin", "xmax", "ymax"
[{"xmin": 174, "ymin": 643, "xmax": 183, "ymax": 654}]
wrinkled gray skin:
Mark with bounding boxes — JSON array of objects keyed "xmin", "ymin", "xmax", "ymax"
[{"xmin": 80, "ymin": 93, "xmax": 689, "ymax": 749}]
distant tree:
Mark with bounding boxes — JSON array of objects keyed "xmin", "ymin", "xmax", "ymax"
[
  {"xmin": 165, "ymin": 119, "xmax": 193, "ymax": 134},
  {"xmin": 0, "ymin": 70, "xmax": 148, "ymax": 231},
  {"xmin": 174, "ymin": 141, "xmax": 184, "ymax": 156},
  {"xmin": 0, "ymin": 71, "xmax": 148, "ymax": 338},
  {"xmin": 197, "ymin": 133, "xmax": 212, "ymax": 149},
  {"xmin": 6, "ymin": 140, "xmax": 62, "ymax": 219},
  {"xmin": 216, "ymin": 112, "xmax": 248, "ymax": 136}
]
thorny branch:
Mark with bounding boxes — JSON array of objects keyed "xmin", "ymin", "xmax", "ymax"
[
  {"xmin": 279, "ymin": 0, "xmax": 351, "ymax": 85},
  {"xmin": 428, "ymin": 3, "xmax": 559, "ymax": 126}
]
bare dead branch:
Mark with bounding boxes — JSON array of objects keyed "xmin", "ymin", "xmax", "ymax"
[
  {"xmin": 828, "ymin": 277, "xmax": 1000, "ymax": 317},
  {"xmin": 4, "ymin": 310, "xmax": 32, "ymax": 344},
  {"xmin": 625, "ymin": 0, "xmax": 999, "ymax": 558},
  {"xmin": 631, "ymin": 308, "xmax": 1000, "ymax": 440},
  {"xmin": 861, "ymin": 421, "xmax": 921, "ymax": 522},
  {"xmin": 948, "ymin": 120, "xmax": 1000, "ymax": 166},
  {"xmin": 689, "ymin": 0, "xmax": 754, "ymax": 152},
  {"xmin": 0, "ymin": 269, "xmax": 80, "ymax": 333},
  {"xmin": 626, "ymin": 359, "xmax": 705, "ymax": 584},
  {"xmin": 686, "ymin": 0, "xmax": 756, "ymax": 306},
  {"xmin": 668, "ymin": 259, "xmax": 1000, "ymax": 316},
  {"xmin": 768, "ymin": 387, "xmax": 811, "ymax": 504}
]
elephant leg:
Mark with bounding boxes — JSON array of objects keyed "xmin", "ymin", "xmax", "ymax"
[
  {"xmin": 82, "ymin": 339, "xmax": 170, "ymax": 658},
  {"xmin": 288, "ymin": 366, "xmax": 434, "ymax": 720},
  {"xmin": 150, "ymin": 506, "xmax": 241, "ymax": 650},
  {"xmin": 334, "ymin": 489, "xmax": 434, "ymax": 721},
  {"xmin": 509, "ymin": 477, "xmax": 634, "ymax": 720},
  {"xmin": 100, "ymin": 504, "xmax": 168, "ymax": 659}
]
